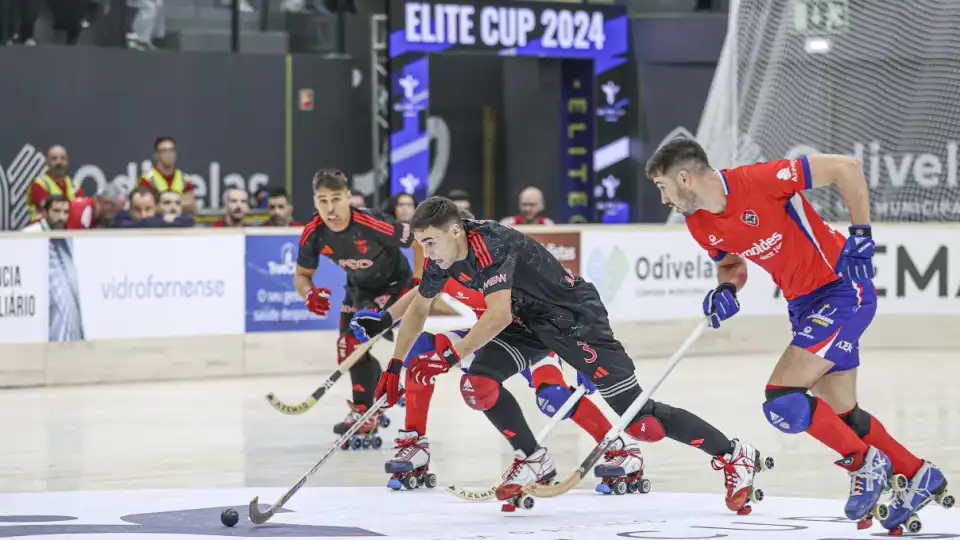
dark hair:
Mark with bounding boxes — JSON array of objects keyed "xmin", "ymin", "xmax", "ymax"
[
  {"xmin": 154, "ymin": 136, "xmax": 176, "ymax": 150},
  {"xmin": 385, "ymin": 192, "xmax": 417, "ymax": 218},
  {"xmin": 131, "ymin": 186, "xmax": 157, "ymax": 202},
  {"xmin": 265, "ymin": 188, "xmax": 290, "ymax": 202},
  {"xmin": 411, "ymin": 196, "xmax": 461, "ymax": 230},
  {"xmin": 42, "ymin": 194, "xmax": 69, "ymax": 211},
  {"xmin": 447, "ymin": 189, "xmax": 470, "ymax": 201},
  {"xmin": 312, "ymin": 168, "xmax": 349, "ymax": 192},
  {"xmin": 645, "ymin": 138, "xmax": 711, "ymax": 179}
]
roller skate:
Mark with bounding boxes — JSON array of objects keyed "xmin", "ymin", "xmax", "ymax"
[
  {"xmin": 594, "ymin": 436, "xmax": 651, "ymax": 495},
  {"xmin": 385, "ymin": 430, "xmax": 436, "ymax": 490},
  {"xmin": 711, "ymin": 438, "xmax": 774, "ymax": 515},
  {"xmin": 836, "ymin": 446, "xmax": 894, "ymax": 524},
  {"xmin": 336, "ymin": 401, "xmax": 384, "ymax": 450},
  {"xmin": 873, "ymin": 461, "xmax": 953, "ymax": 535},
  {"xmin": 496, "ymin": 447, "xmax": 556, "ymax": 512}
]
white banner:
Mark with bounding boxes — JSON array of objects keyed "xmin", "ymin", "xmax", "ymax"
[
  {"xmin": 581, "ymin": 225, "xmax": 960, "ymax": 322},
  {"xmin": 0, "ymin": 237, "xmax": 48, "ymax": 344},
  {"xmin": 71, "ymin": 236, "xmax": 245, "ymax": 340}
]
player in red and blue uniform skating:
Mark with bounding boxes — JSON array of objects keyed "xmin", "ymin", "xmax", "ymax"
[{"xmin": 647, "ymin": 139, "xmax": 953, "ymax": 533}]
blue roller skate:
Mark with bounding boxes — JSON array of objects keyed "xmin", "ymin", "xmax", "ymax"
[
  {"xmin": 839, "ymin": 446, "xmax": 894, "ymax": 522},
  {"xmin": 876, "ymin": 461, "xmax": 954, "ymax": 535}
]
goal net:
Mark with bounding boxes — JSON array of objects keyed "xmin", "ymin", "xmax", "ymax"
[{"xmin": 668, "ymin": 0, "xmax": 960, "ymax": 224}]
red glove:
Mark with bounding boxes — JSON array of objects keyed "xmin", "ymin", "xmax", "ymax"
[
  {"xmin": 407, "ymin": 334, "xmax": 460, "ymax": 385},
  {"xmin": 306, "ymin": 287, "xmax": 332, "ymax": 317},
  {"xmin": 375, "ymin": 358, "xmax": 405, "ymax": 407}
]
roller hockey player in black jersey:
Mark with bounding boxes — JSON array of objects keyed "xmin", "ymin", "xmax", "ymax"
[
  {"xmin": 294, "ymin": 169, "xmax": 414, "ymax": 440},
  {"xmin": 377, "ymin": 196, "xmax": 772, "ymax": 513}
]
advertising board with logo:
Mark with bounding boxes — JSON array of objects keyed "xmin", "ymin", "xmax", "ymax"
[
  {"xmin": 525, "ymin": 230, "xmax": 582, "ymax": 277},
  {"xmin": 69, "ymin": 236, "xmax": 245, "ymax": 340},
  {"xmin": 0, "ymin": 237, "xmax": 48, "ymax": 344}
]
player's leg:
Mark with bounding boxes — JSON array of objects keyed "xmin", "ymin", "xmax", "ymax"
[
  {"xmin": 333, "ymin": 308, "xmax": 383, "ymax": 436},
  {"xmin": 527, "ymin": 353, "xmax": 611, "ymax": 443}
]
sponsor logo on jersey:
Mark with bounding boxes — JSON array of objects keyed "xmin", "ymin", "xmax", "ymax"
[
  {"xmin": 741, "ymin": 209, "xmax": 759, "ymax": 227},
  {"xmin": 807, "ymin": 303, "xmax": 837, "ymax": 327},
  {"xmin": 835, "ymin": 340, "xmax": 854, "ymax": 353},
  {"xmin": 354, "ymin": 239, "xmax": 369, "ymax": 254},
  {"xmin": 777, "ymin": 167, "xmax": 791, "ymax": 181},
  {"xmin": 320, "ymin": 245, "xmax": 334, "ymax": 255},
  {"xmin": 739, "ymin": 232, "xmax": 783, "ymax": 260},
  {"xmin": 338, "ymin": 259, "xmax": 374, "ymax": 270},
  {"xmin": 483, "ymin": 273, "xmax": 507, "ymax": 289},
  {"xmin": 708, "ymin": 234, "xmax": 724, "ymax": 246}
]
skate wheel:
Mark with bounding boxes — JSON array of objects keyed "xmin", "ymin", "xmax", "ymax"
[
  {"xmin": 381, "ymin": 416, "xmax": 391, "ymax": 428},
  {"xmin": 352, "ymin": 437, "xmax": 363, "ymax": 450},
  {"xmin": 416, "ymin": 475, "xmax": 425, "ymax": 487},
  {"xmin": 371, "ymin": 436, "xmax": 383, "ymax": 449},
  {"xmin": 638, "ymin": 478, "xmax": 652, "ymax": 494},
  {"xmin": 595, "ymin": 483, "xmax": 612, "ymax": 495},
  {"xmin": 626, "ymin": 481, "xmax": 637, "ymax": 494},
  {"xmin": 751, "ymin": 488, "xmax": 764, "ymax": 503},
  {"xmin": 387, "ymin": 478, "xmax": 402, "ymax": 491},
  {"xmin": 890, "ymin": 474, "xmax": 908, "ymax": 492},
  {"xmin": 762, "ymin": 456, "xmax": 775, "ymax": 471},
  {"xmin": 612, "ymin": 480, "xmax": 627, "ymax": 496},
  {"xmin": 501, "ymin": 503, "xmax": 516, "ymax": 513},
  {"xmin": 905, "ymin": 515, "xmax": 921, "ymax": 534},
  {"xmin": 737, "ymin": 505, "xmax": 753, "ymax": 516},
  {"xmin": 424, "ymin": 473, "xmax": 438, "ymax": 489},
  {"xmin": 875, "ymin": 503, "xmax": 890, "ymax": 521},
  {"xmin": 403, "ymin": 475, "xmax": 418, "ymax": 490},
  {"xmin": 517, "ymin": 494, "xmax": 535, "ymax": 510},
  {"xmin": 937, "ymin": 491, "xmax": 955, "ymax": 508},
  {"xmin": 362, "ymin": 437, "xmax": 372, "ymax": 449}
]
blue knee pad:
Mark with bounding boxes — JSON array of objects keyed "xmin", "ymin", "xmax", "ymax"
[
  {"xmin": 404, "ymin": 333, "xmax": 436, "ymax": 366},
  {"xmin": 762, "ymin": 391, "xmax": 813, "ymax": 434},
  {"xmin": 535, "ymin": 385, "xmax": 576, "ymax": 419},
  {"xmin": 520, "ymin": 368, "xmax": 533, "ymax": 388}
]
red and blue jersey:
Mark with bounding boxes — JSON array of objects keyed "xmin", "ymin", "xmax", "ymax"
[{"xmin": 684, "ymin": 158, "xmax": 846, "ymax": 300}]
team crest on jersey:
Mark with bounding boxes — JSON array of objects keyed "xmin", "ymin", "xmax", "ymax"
[
  {"xmin": 741, "ymin": 210, "xmax": 759, "ymax": 227},
  {"xmin": 354, "ymin": 239, "xmax": 369, "ymax": 254}
]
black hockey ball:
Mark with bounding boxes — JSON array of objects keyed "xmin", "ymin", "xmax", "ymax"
[{"xmin": 221, "ymin": 508, "xmax": 239, "ymax": 527}]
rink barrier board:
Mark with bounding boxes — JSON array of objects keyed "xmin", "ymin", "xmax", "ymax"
[{"xmin": 0, "ymin": 224, "xmax": 956, "ymax": 388}]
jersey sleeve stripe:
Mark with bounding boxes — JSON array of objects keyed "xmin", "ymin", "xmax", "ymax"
[
  {"xmin": 354, "ymin": 212, "xmax": 396, "ymax": 235},
  {"xmin": 800, "ymin": 156, "xmax": 812, "ymax": 190},
  {"xmin": 710, "ymin": 249, "xmax": 728, "ymax": 262},
  {"xmin": 299, "ymin": 216, "xmax": 322, "ymax": 246},
  {"xmin": 468, "ymin": 233, "xmax": 494, "ymax": 268}
]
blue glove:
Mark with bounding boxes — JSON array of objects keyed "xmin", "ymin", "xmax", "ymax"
[
  {"xmin": 702, "ymin": 282, "xmax": 740, "ymax": 329},
  {"xmin": 350, "ymin": 309, "xmax": 393, "ymax": 343},
  {"xmin": 834, "ymin": 225, "xmax": 875, "ymax": 284},
  {"xmin": 576, "ymin": 371, "xmax": 598, "ymax": 395}
]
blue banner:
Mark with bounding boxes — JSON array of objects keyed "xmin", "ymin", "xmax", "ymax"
[
  {"xmin": 389, "ymin": 56, "xmax": 431, "ymax": 202},
  {"xmin": 559, "ymin": 59, "xmax": 595, "ymax": 223}
]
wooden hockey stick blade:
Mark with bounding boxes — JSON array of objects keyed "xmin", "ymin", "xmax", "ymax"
[
  {"xmin": 522, "ymin": 320, "xmax": 708, "ymax": 498},
  {"xmin": 446, "ymin": 385, "xmax": 589, "ymax": 502},
  {"xmin": 249, "ymin": 395, "xmax": 389, "ymax": 524},
  {"xmin": 263, "ymin": 324, "xmax": 395, "ymax": 415}
]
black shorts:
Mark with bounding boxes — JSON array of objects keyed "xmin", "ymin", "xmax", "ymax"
[
  {"xmin": 338, "ymin": 278, "xmax": 412, "ymax": 334},
  {"xmin": 461, "ymin": 324, "xmax": 552, "ymax": 382}
]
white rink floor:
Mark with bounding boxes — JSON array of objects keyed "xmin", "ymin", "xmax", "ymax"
[{"xmin": 1, "ymin": 349, "xmax": 958, "ymax": 538}]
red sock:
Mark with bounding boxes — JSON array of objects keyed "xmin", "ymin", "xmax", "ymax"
[
  {"xmin": 404, "ymin": 374, "xmax": 434, "ymax": 435},
  {"xmin": 841, "ymin": 410, "xmax": 923, "ymax": 477},
  {"xmin": 806, "ymin": 397, "xmax": 869, "ymax": 464},
  {"xmin": 570, "ymin": 398, "xmax": 612, "ymax": 443}
]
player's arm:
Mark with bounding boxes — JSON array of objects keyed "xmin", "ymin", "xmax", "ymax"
[
  {"xmin": 804, "ymin": 154, "xmax": 870, "ymax": 226},
  {"xmin": 715, "ymin": 252, "xmax": 748, "ymax": 291},
  {"xmin": 390, "ymin": 262, "xmax": 445, "ymax": 359},
  {"xmin": 452, "ymin": 289, "xmax": 512, "ymax": 359},
  {"xmin": 295, "ymin": 219, "xmax": 332, "ymax": 316},
  {"xmin": 355, "ymin": 209, "xmax": 414, "ymax": 248}
]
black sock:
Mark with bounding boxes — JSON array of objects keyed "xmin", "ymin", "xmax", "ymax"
[
  {"xmin": 349, "ymin": 354, "xmax": 381, "ymax": 407},
  {"xmin": 482, "ymin": 388, "xmax": 539, "ymax": 455}
]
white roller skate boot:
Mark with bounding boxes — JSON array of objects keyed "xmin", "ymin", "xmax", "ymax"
[
  {"xmin": 594, "ymin": 436, "xmax": 650, "ymax": 495},
  {"xmin": 385, "ymin": 430, "xmax": 435, "ymax": 490},
  {"xmin": 496, "ymin": 447, "xmax": 556, "ymax": 512},
  {"xmin": 711, "ymin": 438, "xmax": 773, "ymax": 515}
]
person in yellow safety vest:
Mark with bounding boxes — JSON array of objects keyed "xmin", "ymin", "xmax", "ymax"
[
  {"xmin": 27, "ymin": 145, "xmax": 84, "ymax": 224},
  {"xmin": 137, "ymin": 136, "xmax": 196, "ymax": 215}
]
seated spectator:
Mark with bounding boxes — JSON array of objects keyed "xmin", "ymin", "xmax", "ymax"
[
  {"xmin": 350, "ymin": 192, "xmax": 367, "ymax": 208},
  {"xmin": 212, "ymin": 187, "xmax": 250, "ymax": 227},
  {"xmin": 23, "ymin": 194, "xmax": 70, "ymax": 232},
  {"xmin": 500, "ymin": 186, "xmax": 555, "ymax": 226},
  {"xmin": 109, "ymin": 187, "xmax": 191, "ymax": 228},
  {"xmin": 263, "ymin": 188, "xmax": 302, "ymax": 227},
  {"xmin": 27, "ymin": 145, "xmax": 82, "ymax": 224},
  {"xmin": 448, "ymin": 189, "xmax": 471, "ymax": 214},
  {"xmin": 65, "ymin": 184, "xmax": 128, "ymax": 229},
  {"xmin": 386, "ymin": 193, "xmax": 417, "ymax": 222},
  {"xmin": 157, "ymin": 191, "xmax": 196, "ymax": 227}
]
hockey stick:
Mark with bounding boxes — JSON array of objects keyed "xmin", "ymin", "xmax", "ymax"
[
  {"xmin": 522, "ymin": 320, "xmax": 709, "ymax": 498},
  {"xmin": 249, "ymin": 394, "xmax": 389, "ymax": 524},
  {"xmin": 446, "ymin": 384, "xmax": 589, "ymax": 501},
  {"xmin": 265, "ymin": 324, "xmax": 396, "ymax": 415}
]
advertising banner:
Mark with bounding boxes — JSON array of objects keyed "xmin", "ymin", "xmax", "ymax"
[
  {"xmin": 524, "ymin": 230, "xmax": 582, "ymax": 277},
  {"xmin": 0, "ymin": 237, "xmax": 48, "ymax": 344},
  {"xmin": 69, "ymin": 235, "xmax": 245, "ymax": 340}
]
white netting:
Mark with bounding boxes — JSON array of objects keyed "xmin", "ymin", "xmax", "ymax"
[{"xmin": 670, "ymin": 0, "xmax": 960, "ymax": 223}]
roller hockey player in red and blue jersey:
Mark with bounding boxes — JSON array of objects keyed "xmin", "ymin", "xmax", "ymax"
[
  {"xmin": 648, "ymin": 139, "xmax": 954, "ymax": 533},
  {"xmin": 372, "ymin": 197, "xmax": 767, "ymax": 513},
  {"xmin": 294, "ymin": 169, "xmax": 414, "ymax": 441}
]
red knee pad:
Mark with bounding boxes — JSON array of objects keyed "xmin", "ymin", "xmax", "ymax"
[
  {"xmin": 625, "ymin": 415, "xmax": 665, "ymax": 442},
  {"xmin": 531, "ymin": 363, "xmax": 564, "ymax": 389},
  {"xmin": 460, "ymin": 375, "xmax": 500, "ymax": 411},
  {"xmin": 337, "ymin": 334, "xmax": 362, "ymax": 365}
]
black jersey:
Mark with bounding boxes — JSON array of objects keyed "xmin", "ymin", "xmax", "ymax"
[
  {"xmin": 297, "ymin": 207, "xmax": 414, "ymax": 291},
  {"xmin": 419, "ymin": 219, "xmax": 610, "ymax": 338}
]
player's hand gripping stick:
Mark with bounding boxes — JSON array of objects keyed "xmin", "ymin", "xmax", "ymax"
[
  {"xmin": 306, "ymin": 287, "xmax": 332, "ymax": 318},
  {"xmin": 834, "ymin": 225, "xmax": 875, "ymax": 284},
  {"xmin": 376, "ymin": 359, "xmax": 405, "ymax": 407},
  {"xmin": 249, "ymin": 395, "xmax": 389, "ymax": 524},
  {"xmin": 407, "ymin": 334, "xmax": 459, "ymax": 385},
  {"xmin": 351, "ymin": 309, "xmax": 394, "ymax": 342},
  {"xmin": 702, "ymin": 282, "xmax": 739, "ymax": 329},
  {"xmin": 522, "ymin": 319, "xmax": 709, "ymax": 498},
  {"xmin": 264, "ymin": 322, "xmax": 398, "ymax": 415}
]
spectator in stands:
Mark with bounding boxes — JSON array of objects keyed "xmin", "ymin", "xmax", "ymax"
[
  {"xmin": 126, "ymin": 0, "xmax": 166, "ymax": 50},
  {"xmin": 48, "ymin": 0, "xmax": 85, "ymax": 45},
  {"xmin": 158, "ymin": 191, "xmax": 196, "ymax": 227},
  {"xmin": 386, "ymin": 192, "xmax": 417, "ymax": 222},
  {"xmin": 64, "ymin": 184, "xmax": 128, "ymax": 229},
  {"xmin": 448, "ymin": 189, "xmax": 471, "ymax": 214},
  {"xmin": 500, "ymin": 186, "xmax": 555, "ymax": 226},
  {"xmin": 22, "ymin": 195, "xmax": 70, "ymax": 232},
  {"xmin": 138, "ymin": 136, "xmax": 196, "ymax": 215},
  {"xmin": 212, "ymin": 187, "xmax": 250, "ymax": 227},
  {"xmin": 109, "ymin": 187, "xmax": 192, "ymax": 228},
  {"xmin": 350, "ymin": 192, "xmax": 367, "ymax": 208},
  {"xmin": 3, "ymin": 0, "xmax": 40, "ymax": 45},
  {"xmin": 263, "ymin": 188, "xmax": 302, "ymax": 227},
  {"xmin": 27, "ymin": 145, "xmax": 83, "ymax": 224}
]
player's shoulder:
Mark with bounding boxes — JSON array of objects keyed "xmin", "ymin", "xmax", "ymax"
[
  {"xmin": 464, "ymin": 218, "xmax": 519, "ymax": 249},
  {"xmin": 726, "ymin": 158, "xmax": 805, "ymax": 184},
  {"xmin": 352, "ymin": 207, "xmax": 401, "ymax": 234},
  {"xmin": 298, "ymin": 213, "xmax": 325, "ymax": 246}
]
